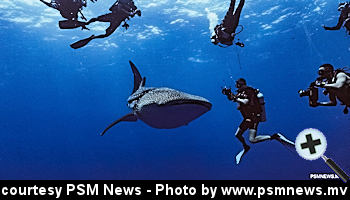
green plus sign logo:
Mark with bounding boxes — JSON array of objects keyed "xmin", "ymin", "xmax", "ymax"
[
  {"xmin": 295, "ymin": 128, "xmax": 327, "ymax": 161},
  {"xmin": 300, "ymin": 134, "xmax": 322, "ymax": 154}
]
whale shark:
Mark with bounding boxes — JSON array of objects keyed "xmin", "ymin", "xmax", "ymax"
[{"xmin": 101, "ymin": 61, "xmax": 212, "ymax": 136}]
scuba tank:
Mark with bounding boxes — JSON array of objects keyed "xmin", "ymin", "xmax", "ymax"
[
  {"xmin": 58, "ymin": 20, "xmax": 87, "ymax": 29},
  {"xmin": 309, "ymin": 86, "xmax": 319, "ymax": 107},
  {"xmin": 257, "ymin": 92, "xmax": 267, "ymax": 122}
]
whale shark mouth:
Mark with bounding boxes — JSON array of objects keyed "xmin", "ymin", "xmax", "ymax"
[
  {"xmin": 165, "ymin": 99, "xmax": 212, "ymax": 110},
  {"xmin": 136, "ymin": 100, "xmax": 212, "ymax": 129}
]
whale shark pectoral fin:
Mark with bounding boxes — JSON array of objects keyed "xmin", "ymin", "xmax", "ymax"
[
  {"xmin": 129, "ymin": 61, "xmax": 143, "ymax": 93},
  {"xmin": 100, "ymin": 113, "xmax": 137, "ymax": 136}
]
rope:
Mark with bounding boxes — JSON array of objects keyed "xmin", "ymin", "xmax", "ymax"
[
  {"xmin": 233, "ymin": 25, "xmax": 244, "ymax": 36},
  {"xmin": 301, "ymin": 17, "xmax": 324, "ymax": 62},
  {"xmin": 235, "ymin": 44, "xmax": 242, "ymax": 70}
]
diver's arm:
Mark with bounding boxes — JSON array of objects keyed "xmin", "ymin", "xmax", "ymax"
[
  {"xmin": 324, "ymin": 15, "xmax": 345, "ymax": 30},
  {"xmin": 323, "ymin": 73, "xmax": 347, "ymax": 89},
  {"xmin": 109, "ymin": 1, "xmax": 119, "ymax": 11},
  {"xmin": 318, "ymin": 92, "xmax": 337, "ymax": 106}
]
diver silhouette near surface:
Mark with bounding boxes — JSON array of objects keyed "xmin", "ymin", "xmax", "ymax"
[
  {"xmin": 323, "ymin": 2, "xmax": 350, "ymax": 35},
  {"xmin": 222, "ymin": 78, "xmax": 295, "ymax": 165},
  {"xmin": 70, "ymin": 0, "xmax": 141, "ymax": 49},
  {"xmin": 211, "ymin": 0, "xmax": 245, "ymax": 47},
  {"xmin": 39, "ymin": 0, "xmax": 96, "ymax": 30}
]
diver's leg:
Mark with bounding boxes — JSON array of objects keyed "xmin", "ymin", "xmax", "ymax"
[
  {"xmin": 92, "ymin": 21, "xmax": 120, "ymax": 39},
  {"xmin": 232, "ymin": 0, "xmax": 245, "ymax": 33},
  {"xmin": 70, "ymin": 34, "xmax": 97, "ymax": 49},
  {"xmin": 271, "ymin": 133, "xmax": 295, "ymax": 146},
  {"xmin": 228, "ymin": 0, "xmax": 237, "ymax": 14},
  {"xmin": 235, "ymin": 124, "xmax": 250, "ymax": 165},
  {"xmin": 233, "ymin": 0, "xmax": 245, "ymax": 19},
  {"xmin": 248, "ymin": 129, "xmax": 271, "ymax": 144},
  {"xmin": 222, "ymin": 0, "xmax": 237, "ymax": 34},
  {"xmin": 87, "ymin": 13, "xmax": 113, "ymax": 25},
  {"xmin": 235, "ymin": 127, "xmax": 249, "ymax": 148}
]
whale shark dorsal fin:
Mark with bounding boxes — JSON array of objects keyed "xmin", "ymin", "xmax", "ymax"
[
  {"xmin": 141, "ymin": 77, "xmax": 146, "ymax": 87},
  {"xmin": 129, "ymin": 60, "xmax": 142, "ymax": 93}
]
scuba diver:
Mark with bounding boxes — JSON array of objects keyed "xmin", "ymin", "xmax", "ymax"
[
  {"xmin": 222, "ymin": 78, "xmax": 294, "ymax": 165},
  {"xmin": 39, "ymin": 0, "xmax": 96, "ymax": 30},
  {"xmin": 211, "ymin": 0, "xmax": 245, "ymax": 47},
  {"xmin": 323, "ymin": 2, "xmax": 350, "ymax": 35},
  {"xmin": 300, "ymin": 64, "xmax": 350, "ymax": 114},
  {"xmin": 70, "ymin": 0, "xmax": 141, "ymax": 49}
]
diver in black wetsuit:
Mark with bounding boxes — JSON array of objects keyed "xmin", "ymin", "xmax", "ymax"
[
  {"xmin": 39, "ymin": 0, "xmax": 95, "ymax": 30},
  {"xmin": 211, "ymin": 0, "xmax": 245, "ymax": 47},
  {"xmin": 323, "ymin": 2, "xmax": 350, "ymax": 35},
  {"xmin": 222, "ymin": 78, "xmax": 294, "ymax": 165},
  {"xmin": 313, "ymin": 64, "xmax": 350, "ymax": 114},
  {"xmin": 70, "ymin": 0, "xmax": 141, "ymax": 49}
]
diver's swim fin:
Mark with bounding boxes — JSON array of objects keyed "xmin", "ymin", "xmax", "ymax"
[
  {"xmin": 272, "ymin": 133, "xmax": 295, "ymax": 147},
  {"xmin": 59, "ymin": 20, "xmax": 87, "ymax": 29},
  {"xmin": 100, "ymin": 113, "xmax": 137, "ymax": 136},
  {"xmin": 70, "ymin": 35, "xmax": 95, "ymax": 49},
  {"xmin": 235, "ymin": 146, "xmax": 250, "ymax": 165}
]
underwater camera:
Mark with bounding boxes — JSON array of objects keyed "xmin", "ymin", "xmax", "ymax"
[
  {"xmin": 222, "ymin": 87, "xmax": 236, "ymax": 101},
  {"xmin": 298, "ymin": 82, "xmax": 319, "ymax": 107},
  {"xmin": 222, "ymin": 87, "xmax": 232, "ymax": 96}
]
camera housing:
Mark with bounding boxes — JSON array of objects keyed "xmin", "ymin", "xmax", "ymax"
[{"xmin": 298, "ymin": 85, "xmax": 318, "ymax": 107}]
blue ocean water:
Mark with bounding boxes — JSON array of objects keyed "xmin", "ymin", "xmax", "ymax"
[{"xmin": 0, "ymin": 0, "xmax": 349, "ymax": 180}]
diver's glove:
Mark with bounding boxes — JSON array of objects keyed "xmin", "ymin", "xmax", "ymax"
[
  {"xmin": 122, "ymin": 22, "xmax": 129, "ymax": 30},
  {"xmin": 315, "ymin": 81, "xmax": 326, "ymax": 88}
]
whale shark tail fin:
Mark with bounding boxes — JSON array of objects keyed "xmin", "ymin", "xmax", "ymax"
[
  {"xmin": 129, "ymin": 61, "xmax": 144, "ymax": 93},
  {"xmin": 100, "ymin": 113, "xmax": 137, "ymax": 136}
]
